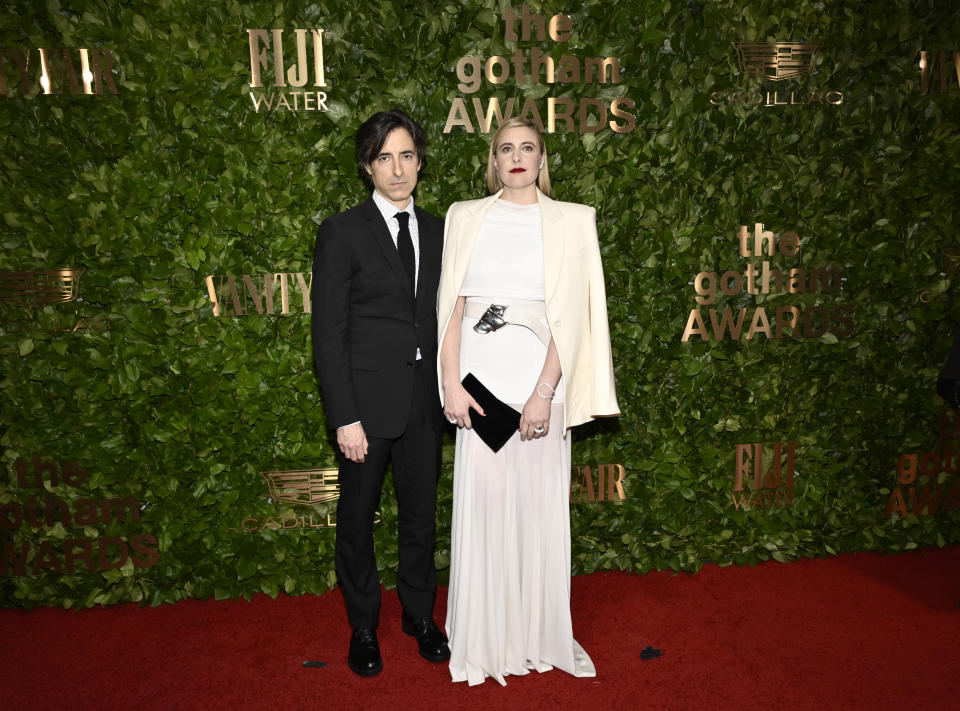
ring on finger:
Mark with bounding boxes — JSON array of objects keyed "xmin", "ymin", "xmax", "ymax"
[{"xmin": 533, "ymin": 425, "xmax": 545, "ymax": 434}]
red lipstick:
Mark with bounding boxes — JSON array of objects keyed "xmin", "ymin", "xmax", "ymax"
[{"xmin": 509, "ymin": 168, "xmax": 526, "ymax": 173}]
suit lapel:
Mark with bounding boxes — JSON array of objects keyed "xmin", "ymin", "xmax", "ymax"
[
  {"xmin": 537, "ymin": 189, "xmax": 565, "ymax": 305},
  {"xmin": 362, "ymin": 197, "xmax": 413, "ymax": 301}
]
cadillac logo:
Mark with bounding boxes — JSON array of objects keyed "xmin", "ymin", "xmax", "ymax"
[
  {"xmin": 242, "ymin": 467, "xmax": 378, "ymax": 531},
  {"xmin": 261, "ymin": 468, "xmax": 339, "ymax": 506},
  {"xmin": 0, "ymin": 268, "xmax": 85, "ymax": 305},
  {"xmin": 733, "ymin": 42, "xmax": 819, "ymax": 81}
]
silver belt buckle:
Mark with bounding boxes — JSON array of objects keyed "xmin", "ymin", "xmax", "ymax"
[{"xmin": 473, "ymin": 304, "xmax": 507, "ymax": 334}]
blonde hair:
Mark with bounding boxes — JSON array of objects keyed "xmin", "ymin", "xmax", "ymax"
[{"xmin": 485, "ymin": 117, "xmax": 551, "ymax": 196}]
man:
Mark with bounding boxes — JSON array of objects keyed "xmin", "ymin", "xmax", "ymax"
[{"xmin": 312, "ymin": 110, "xmax": 448, "ymax": 677}]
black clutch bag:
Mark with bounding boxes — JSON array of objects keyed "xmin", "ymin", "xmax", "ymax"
[{"xmin": 461, "ymin": 373, "xmax": 520, "ymax": 452}]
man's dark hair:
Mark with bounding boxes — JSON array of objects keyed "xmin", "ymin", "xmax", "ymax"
[{"xmin": 355, "ymin": 110, "xmax": 427, "ymax": 188}]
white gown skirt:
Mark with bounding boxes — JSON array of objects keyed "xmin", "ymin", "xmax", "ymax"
[{"xmin": 446, "ymin": 298, "xmax": 595, "ymax": 686}]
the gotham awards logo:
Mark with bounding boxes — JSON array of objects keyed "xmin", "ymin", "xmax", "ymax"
[
  {"xmin": 886, "ymin": 412, "xmax": 960, "ymax": 518},
  {"xmin": 0, "ymin": 47, "xmax": 118, "ymax": 96},
  {"xmin": 681, "ymin": 223, "xmax": 853, "ymax": 342},
  {"xmin": 0, "ymin": 267, "xmax": 110, "ymax": 336},
  {"xmin": 919, "ymin": 51, "xmax": 959, "ymax": 94},
  {"xmin": 711, "ymin": 42, "xmax": 842, "ymax": 107},
  {"xmin": 203, "ymin": 271, "xmax": 312, "ymax": 317},
  {"xmin": 1, "ymin": 455, "xmax": 158, "ymax": 577},
  {"xmin": 241, "ymin": 468, "xmax": 381, "ymax": 532},
  {"xmin": 444, "ymin": 4, "xmax": 636, "ymax": 134},
  {"xmin": 246, "ymin": 29, "xmax": 331, "ymax": 112},
  {"xmin": 571, "ymin": 464, "xmax": 626, "ymax": 503},
  {"xmin": 732, "ymin": 441, "xmax": 797, "ymax": 510}
]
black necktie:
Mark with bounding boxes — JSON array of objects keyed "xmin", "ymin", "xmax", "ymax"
[{"xmin": 395, "ymin": 211, "xmax": 415, "ymax": 294}]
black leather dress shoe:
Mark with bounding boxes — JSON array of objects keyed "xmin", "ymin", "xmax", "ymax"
[
  {"xmin": 401, "ymin": 612, "xmax": 451, "ymax": 663},
  {"xmin": 348, "ymin": 627, "xmax": 382, "ymax": 677}
]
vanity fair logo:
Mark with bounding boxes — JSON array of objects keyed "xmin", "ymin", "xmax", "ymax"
[
  {"xmin": 571, "ymin": 464, "xmax": 626, "ymax": 503},
  {"xmin": 203, "ymin": 272, "xmax": 312, "ymax": 317},
  {"xmin": 710, "ymin": 42, "xmax": 842, "ymax": 107},
  {"xmin": 919, "ymin": 51, "xmax": 960, "ymax": 93},
  {"xmin": 241, "ymin": 468, "xmax": 381, "ymax": 532},
  {"xmin": 0, "ymin": 47, "xmax": 118, "ymax": 96},
  {"xmin": 444, "ymin": 4, "xmax": 636, "ymax": 134},
  {"xmin": 1, "ymin": 268, "xmax": 110, "ymax": 336},
  {"xmin": 246, "ymin": 29, "xmax": 331, "ymax": 112}
]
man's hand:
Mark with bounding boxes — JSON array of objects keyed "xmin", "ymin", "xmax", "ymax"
[{"xmin": 337, "ymin": 422, "xmax": 369, "ymax": 463}]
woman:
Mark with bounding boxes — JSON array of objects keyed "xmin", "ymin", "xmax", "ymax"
[{"xmin": 437, "ymin": 116, "xmax": 620, "ymax": 686}]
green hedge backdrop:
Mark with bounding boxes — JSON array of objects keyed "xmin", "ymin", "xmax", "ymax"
[{"xmin": 2, "ymin": 0, "xmax": 959, "ymax": 609}]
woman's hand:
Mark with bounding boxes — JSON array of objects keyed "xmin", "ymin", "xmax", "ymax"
[
  {"xmin": 519, "ymin": 392, "xmax": 551, "ymax": 441},
  {"xmin": 443, "ymin": 382, "xmax": 484, "ymax": 429}
]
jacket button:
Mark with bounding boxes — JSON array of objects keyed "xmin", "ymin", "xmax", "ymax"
[{"xmin": 406, "ymin": 361, "xmax": 414, "ymax": 368}]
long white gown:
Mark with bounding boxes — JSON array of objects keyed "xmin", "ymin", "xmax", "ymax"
[{"xmin": 446, "ymin": 199, "xmax": 595, "ymax": 686}]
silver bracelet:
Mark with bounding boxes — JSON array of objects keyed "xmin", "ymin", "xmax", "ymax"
[{"xmin": 537, "ymin": 382, "xmax": 555, "ymax": 399}]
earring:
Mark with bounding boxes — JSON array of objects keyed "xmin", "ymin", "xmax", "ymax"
[{"xmin": 539, "ymin": 161, "xmax": 544, "ymax": 169}]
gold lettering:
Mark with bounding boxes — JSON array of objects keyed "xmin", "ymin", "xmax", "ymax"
[
  {"xmin": 444, "ymin": 97, "xmax": 474, "ymax": 133},
  {"xmin": 242, "ymin": 274, "xmax": 265, "ymax": 315},
  {"xmin": 472, "ymin": 97, "xmax": 515, "ymax": 133},
  {"xmin": 79, "ymin": 48, "xmax": 93, "ymax": 94},
  {"xmin": 547, "ymin": 97, "xmax": 574, "ymax": 133},
  {"xmin": 584, "ymin": 56, "xmax": 621, "ymax": 84},
  {"xmin": 556, "ymin": 55, "xmax": 580, "ymax": 83},
  {"xmin": 271, "ymin": 29, "xmax": 285, "ymax": 87},
  {"xmin": 549, "ymin": 14, "xmax": 572, "ymax": 42},
  {"xmin": 456, "ymin": 56, "xmax": 482, "ymax": 93},
  {"xmin": 733, "ymin": 444, "xmax": 752, "ymax": 491},
  {"xmin": 38, "ymin": 48, "xmax": 52, "ymax": 94},
  {"xmin": 286, "ymin": 29, "xmax": 311, "ymax": 87},
  {"xmin": 294, "ymin": 272, "xmax": 311, "ymax": 313},
  {"xmin": 484, "ymin": 56, "xmax": 510, "ymax": 85},
  {"xmin": 600, "ymin": 464, "xmax": 626, "ymax": 501},
  {"xmin": 92, "ymin": 49, "xmax": 118, "ymax": 94},
  {"xmin": 248, "ymin": 29, "xmax": 270, "ymax": 87},
  {"xmin": 518, "ymin": 96, "xmax": 544, "ymax": 131},
  {"xmin": 775, "ymin": 306, "xmax": 800, "ymax": 338},
  {"xmin": 609, "ymin": 97, "xmax": 635, "ymax": 133},
  {"xmin": 681, "ymin": 309, "xmax": 709, "ymax": 342},
  {"xmin": 528, "ymin": 46, "xmax": 554, "ymax": 83},
  {"xmin": 519, "ymin": 4, "xmax": 547, "ymax": 41},
  {"xmin": 920, "ymin": 51, "xmax": 960, "ymax": 93},
  {"xmin": 577, "ymin": 97, "xmax": 606, "ymax": 133},
  {"xmin": 753, "ymin": 223, "xmax": 775, "ymax": 256},
  {"xmin": 575, "ymin": 465, "xmax": 597, "ymax": 502},
  {"xmin": 745, "ymin": 306, "xmax": 771, "ymax": 339}
]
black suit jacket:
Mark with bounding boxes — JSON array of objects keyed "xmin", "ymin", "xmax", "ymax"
[{"xmin": 312, "ymin": 196, "xmax": 443, "ymax": 438}]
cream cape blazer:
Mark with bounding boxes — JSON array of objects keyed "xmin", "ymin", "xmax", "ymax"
[{"xmin": 437, "ymin": 189, "xmax": 620, "ymax": 431}]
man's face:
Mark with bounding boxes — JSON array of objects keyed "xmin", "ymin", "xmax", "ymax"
[{"xmin": 365, "ymin": 128, "xmax": 421, "ymax": 209}]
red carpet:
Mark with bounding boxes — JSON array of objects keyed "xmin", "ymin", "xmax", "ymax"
[{"xmin": 2, "ymin": 548, "xmax": 958, "ymax": 710}]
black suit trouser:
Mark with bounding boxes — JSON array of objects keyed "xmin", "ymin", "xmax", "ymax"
[{"xmin": 334, "ymin": 363, "xmax": 441, "ymax": 629}]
